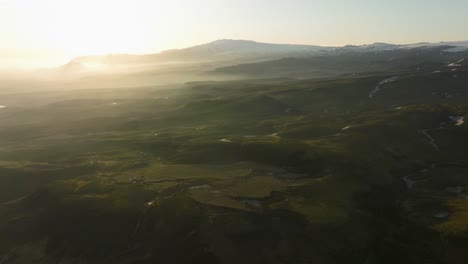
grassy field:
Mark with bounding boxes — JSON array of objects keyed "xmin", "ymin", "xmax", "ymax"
[{"xmin": 0, "ymin": 57, "xmax": 468, "ymax": 263}]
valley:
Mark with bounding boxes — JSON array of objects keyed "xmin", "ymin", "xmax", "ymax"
[{"xmin": 0, "ymin": 48, "xmax": 468, "ymax": 262}]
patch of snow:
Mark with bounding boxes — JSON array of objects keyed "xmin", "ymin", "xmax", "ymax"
[
  {"xmin": 445, "ymin": 46, "xmax": 468, "ymax": 53},
  {"xmin": 445, "ymin": 186, "xmax": 464, "ymax": 194},
  {"xmin": 219, "ymin": 139, "xmax": 232, "ymax": 143},
  {"xmin": 434, "ymin": 211, "xmax": 449, "ymax": 219},
  {"xmin": 130, "ymin": 176, "xmax": 145, "ymax": 184},
  {"xmin": 268, "ymin": 132, "xmax": 281, "ymax": 139},
  {"xmin": 0, "ymin": 105, "xmax": 6, "ymax": 108},
  {"xmin": 153, "ymin": 133, "xmax": 159, "ymax": 136},
  {"xmin": 189, "ymin": 184, "xmax": 211, "ymax": 190},
  {"xmin": 401, "ymin": 41, "xmax": 468, "ymax": 53},
  {"xmin": 432, "ymin": 70, "xmax": 441, "ymax": 74},
  {"xmin": 341, "ymin": 126, "xmax": 352, "ymax": 131},
  {"xmin": 420, "ymin": 129, "xmax": 440, "ymax": 151},
  {"xmin": 146, "ymin": 200, "xmax": 157, "ymax": 207},
  {"xmin": 448, "ymin": 58, "xmax": 465, "ymax": 67},
  {"xmin": 449, "ymin": 116, "xmax": 464, "ymax": 126},
  {"xmin": 403, "ymin": 176, "xmax": 417, "ymax": 189},
  {"xmin": 369, "ymin": 77, "xmax": 398, "ymax": 98}
]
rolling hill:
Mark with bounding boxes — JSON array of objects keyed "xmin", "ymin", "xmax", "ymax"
[{"xmin": 1, "ymin": 38, "xmax": 468, "ymax": 263}]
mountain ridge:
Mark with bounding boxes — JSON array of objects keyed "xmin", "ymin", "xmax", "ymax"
[
  {"xmin": 57, "ymin": 39, "xmax": 468, "ymax": 80},
  {"xmin": 71, "ymin": 39, "xmax": 332, "ymax": 65},
  {"xmin": 70, "ymin": 39, "xmax": 468, "ymax": 65}
]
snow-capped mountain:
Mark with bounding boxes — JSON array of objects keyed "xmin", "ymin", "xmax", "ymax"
[
  {"xmin": 401, "ymin": 41, "xmax": 468, "ymax": 52},
  {"xmin": 60, "ymin": 39, "xmax": 468, "ymax": 78},
  {"xmin": 70, "ymin": 39, "xmax": 468, "ymax": 66}
]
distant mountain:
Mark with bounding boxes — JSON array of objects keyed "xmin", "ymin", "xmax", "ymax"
[
  {"xmin": 155, "ymin": 39, "xmax": 331, "ymax": 60},
  {"xmin": 72, "ymin": 39, "xmax": 333, "ymax": 66},
  {"xmin": 401, "ymin": 41, "xmax": 468, "ymax": 52},
  {"xmin": 329, "ymin": 42, "xmax": 468, "ymax": 54},
  {"xmin": 213, "ymin": 45, "xmax": 468, "ymax": 78},
  {"xmin": 57, "ymin": 39, "xmax": 468, "ymax": 79},
  {"xmin": 59, "ymin": 61, "xmax": 87, "ymax": 75},
  {"xmin": 69, "ymin": 39, "xmax": 468, "ymax": 66}
]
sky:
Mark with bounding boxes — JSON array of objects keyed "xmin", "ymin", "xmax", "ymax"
[{"xmin": 1, "ymin": 0, "xmax": 468, "ymax": 68}]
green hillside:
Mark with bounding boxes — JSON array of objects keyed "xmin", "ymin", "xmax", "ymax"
[{"xmin": 0, "ymin": 58, "xmax": 468, "ymax": 263}]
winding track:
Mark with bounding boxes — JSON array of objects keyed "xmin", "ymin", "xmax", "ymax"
[{"xmin": 420, "ymin": 129, "xmax": 440, "ymax": 152}]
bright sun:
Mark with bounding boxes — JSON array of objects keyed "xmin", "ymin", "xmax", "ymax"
[
  {"xmin": 10, "ymin": 0, "xmax": 180, "ymax": 62},
  {"xmin": 43, "ymin": 1, "xmax": 162, "ymax": 56}
]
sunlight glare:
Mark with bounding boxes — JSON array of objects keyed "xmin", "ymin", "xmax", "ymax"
[{"xmin": 15, "ymin": 0, "xmax": 179, "ymax": 59}]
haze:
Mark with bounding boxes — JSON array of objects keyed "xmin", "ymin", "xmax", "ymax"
[
  {"xmin": 2, "ymin": 0, "xmax": 468, "ymax": 263},
  {"xmin": 2, "ymin": 0, "xmax": 468, "ymax": 68}
]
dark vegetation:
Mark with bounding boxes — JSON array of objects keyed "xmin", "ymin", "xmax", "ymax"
[{"xmin": 0, "ymin": 49, "xmax": 467, "ymax": 263}]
